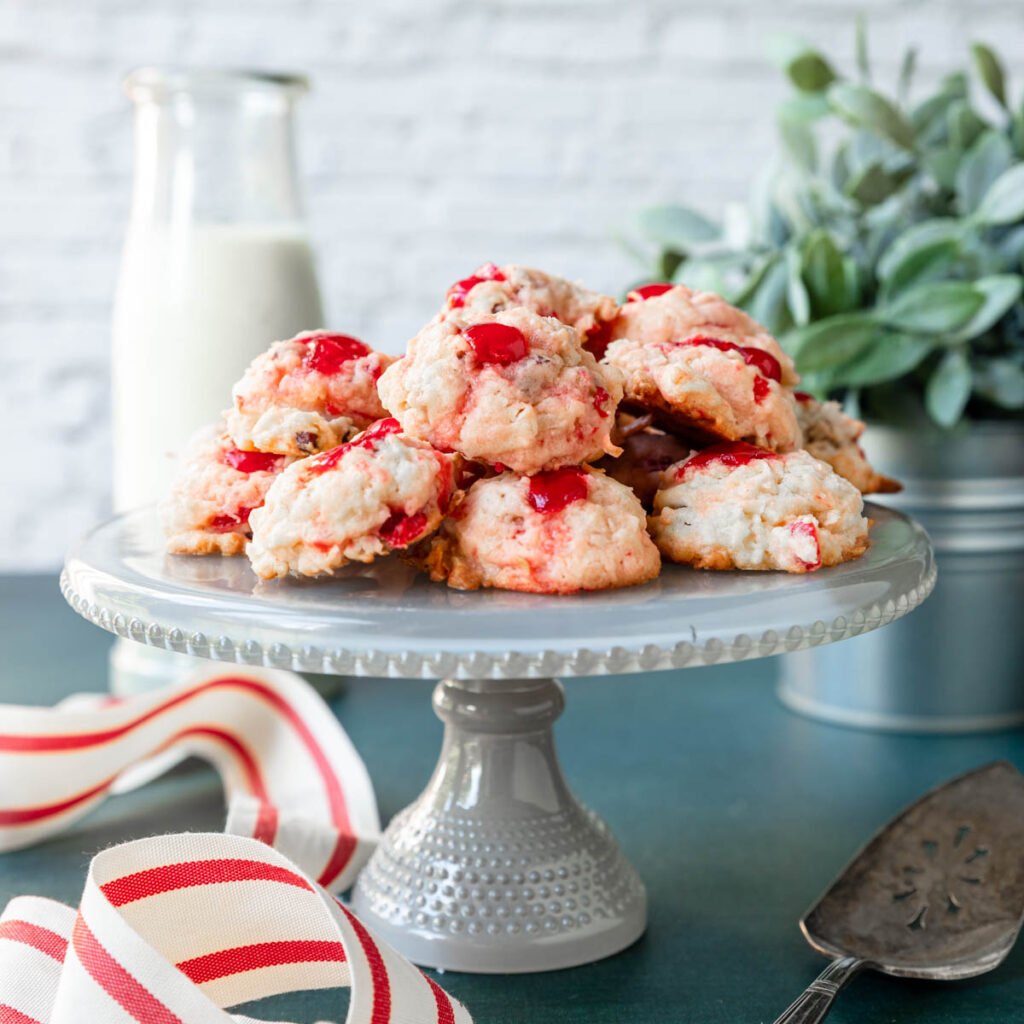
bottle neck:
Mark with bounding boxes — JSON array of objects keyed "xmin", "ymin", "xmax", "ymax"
[{"xmin": 126, "ymin": 72, "xmax": 307, "ymax": 227}]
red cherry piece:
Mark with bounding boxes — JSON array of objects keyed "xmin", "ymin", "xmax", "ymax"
[
  {"xmin": 793, "ymin": 391, "xmax": 814, "ymax": 403},
  {"xmin": 682, "ymin": 336, "xmax": 782, "ymax": 382},
  {"xmin": 303, "ymin": 333, "xmax": 370, "ymax": 375},
  {"xmin": 740, "ymin": 347, "xmax": 783, "ymax": 382},
  {"xmin": 753, "ymin": 376, "xmax": 771, "ymax": 405},
  {"xmin": 527, "ymin": 466, "xmax": 589, "ymax": 514},
  {"xmin": 221, "ymin": 448, "xmax": 284, "ymax": 474},
  {"xmin": 464, "ymin": 323, "xmax": 529, "ymax": 366},
  {"xmin": 584, "ymin": 318, "xmax": 615, "ymax": 359},
  {"xmin": 676, "ymin": 441, "xmax": 779, "ymax": 480},
  {"xmin": 627, "ymin": 283, "xmax": 674, "ymax": 302},
  {"xmin": 594, "ymin": 386, "xmax": 611, "ymax": 418},
  {"xmin": 790, "ymin": 519, "xmax": 822, "ymax": 571},
  {"xmin": 311, "ymin": 417, "xmax": 402, "ymax": 472},
  {"xmin": 208, "ymin": 507, "xmax": 253, "ymax": 532},
  {"xmin": 447, "ymin": 263, "xmax": 506, "ymax": 308},
  {"xmin": 379, "ymin": 508, "xmax": 428, "ymax": 548}
]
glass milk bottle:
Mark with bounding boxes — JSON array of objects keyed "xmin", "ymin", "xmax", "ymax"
[
  {"xmin": 111, "ymin": 69, "xmax": 324, "ymax": 692},
  {"xmin": 113, "ymin": 68, "xmax": 324, "ymax": 508}
]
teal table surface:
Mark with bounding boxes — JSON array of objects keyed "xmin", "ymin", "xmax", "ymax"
[{"xmin": 2, "ymin": 573, "xmax": 1023, "ymax": 1023}]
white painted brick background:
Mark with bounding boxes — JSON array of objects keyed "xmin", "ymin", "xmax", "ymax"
[{"xmin": 2, "ymin": 0, "xmax": 1022, "ymax": 570}]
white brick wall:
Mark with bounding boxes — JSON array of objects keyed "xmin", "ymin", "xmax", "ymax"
[{"xmin": 2, "ymin": 0, "xmax": 1021, "ymax": 570}]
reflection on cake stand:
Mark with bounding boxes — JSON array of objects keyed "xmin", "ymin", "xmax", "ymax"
[{"xmin": 61, "ymin": 504, "xmax": 935, "ymax": 973}]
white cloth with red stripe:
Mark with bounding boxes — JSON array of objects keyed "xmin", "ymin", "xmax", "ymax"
[
  {"xmin": 0, "ymin": 668, "xmax": 472, "ymax": 1023},
  {"xmin": 0, "ymin": 668, "xmax": 380, "ymax": 891},
  {"xmin": 0, "ymin": 833, "xmax": 470, "ymax": 1023}
]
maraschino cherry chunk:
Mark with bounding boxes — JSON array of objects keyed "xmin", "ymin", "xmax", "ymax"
[
  {"xmin": 627, "ymin": 283, "xmax": 675, "ymax": 302},
  {"xmin": 302, "ymin": 333, "xmax": 371, "ymax": 375},
  {"xmin": 447, "ymin": 263, "xmax": 506, "ymax": 308},
  {"xmin": 464, "ymin": 323, "xmax": 529, "ymax": 366},
  {"xmin": 378, "ymin": 508, "xmax": 429, "ymax": 548},
  {"xmin": 677, "ymin": 441, "xmax": 779, "ymax": 480},
  {"xmin": 527, "ymin": 466, "xmax": 589, "ymax": 514},
  {"xmin": 220, "ymin": 448, "xmax": 285, "ymax": 474}
]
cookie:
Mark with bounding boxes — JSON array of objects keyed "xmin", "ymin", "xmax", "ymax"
[
  {"xmin": 378, "ymin": 307, "xmax": 623, "ymax": 474},
  {"xmin": 443, "ymin": 263, "xmax": 618, "ymax": 348},
  {"xmin": 163, "ymin": 427, "xmax": 293, "ymax": 556},
  {"xmin": 410, "ymin": 467, "xmax": 661, "ymax": 593},
  {"xmin": 795, "ymin": 392, "xmax": 901, "ymax": 495},
  {"xmin": 247, "ymin": 418, "xmax": 457, "ymax": 579},
  {"xmin": 603, "ymin": 334, "xmax": 801, "ymax": 452},
  {"xmin": 650, "ymin": 441, "xmax": 869, "ymax": 572},
  {"xmin": 609, "ymin": 282, "xmax": 798, "ymax": 384},
  {"xmin": 227, "ymin": 331, "xmax": 393, "ymax": 457}
]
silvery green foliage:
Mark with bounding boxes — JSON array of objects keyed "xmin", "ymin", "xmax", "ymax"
[{"xmin": 632, "ymin": 30, "xmax": 1024, "ymax": 428}]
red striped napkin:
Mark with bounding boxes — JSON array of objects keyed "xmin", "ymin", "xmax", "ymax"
[
  {"xmin": 0, "ymin": 668, "xmax": 380, "ymax": 891},
  {"xmin": 0, "ymin": 669, "xmax": 472, "ymax": 1021},
  {"xmin": 0, "ymin": 832, "xmax": 470, "ymax": 1023}
]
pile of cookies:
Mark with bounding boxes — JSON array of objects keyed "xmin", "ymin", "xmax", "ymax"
[{"xmin": 163, "ymin": 264, "xmax": 897, "ymax": 593}]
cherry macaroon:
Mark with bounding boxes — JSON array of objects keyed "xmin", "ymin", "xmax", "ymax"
[
  {"xmin": 302, "ymin": 333, "xmax": 371, "ymax": 375},
  {"xmin": 447, "ymin": 263, "xmax": 506, "ymax": 308},
  {"xmin": 464, "ymin": 323, "xmax": 529, "ymax": 366},
  {"xmin": 677, "ymin": 441, "xmax": 779, "ymax": 480},
  {"xmin": 527, "ymin": 466, "xmax": 590, "ymax": 514},
  {"xmin": 627, "ymin": 283, "xmax": 675, "ymax": 302}
]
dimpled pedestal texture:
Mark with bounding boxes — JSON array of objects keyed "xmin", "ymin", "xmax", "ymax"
[{"xmin": 350, "ymin": 677, "xmax": 647, "ymax": 972}]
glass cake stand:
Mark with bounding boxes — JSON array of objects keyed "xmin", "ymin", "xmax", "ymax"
[{"xmin": 61, "ymin": 505, "xmax": 935, "ymax": 974}]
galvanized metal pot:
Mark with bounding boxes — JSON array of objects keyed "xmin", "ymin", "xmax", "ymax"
[{"xmin": 779, "ymin": 421, "xmax": 1024, "ymax": 733}]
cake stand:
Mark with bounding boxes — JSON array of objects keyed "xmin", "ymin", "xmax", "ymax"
[{"xmin": 61, "ymin": 504, "xmax": 935, "ymax": 974}]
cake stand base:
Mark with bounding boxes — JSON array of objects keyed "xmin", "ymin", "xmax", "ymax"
[{"xmin": 351, "ymin": 677, "xmax": 647, "ymax": 973}]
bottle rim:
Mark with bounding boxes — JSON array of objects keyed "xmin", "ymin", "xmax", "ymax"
[{"xmin": 123, "ymin": 66, "xmax": 310, "ymax": 101}]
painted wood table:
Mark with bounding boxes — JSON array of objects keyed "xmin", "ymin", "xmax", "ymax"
[{"xmin": 1, "ymin": 574, "xmax": 1022, "ymax": 1022}]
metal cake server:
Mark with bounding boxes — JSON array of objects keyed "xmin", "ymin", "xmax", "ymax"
[{"xmin": 773, "ymin": 760, "xmax": 1024, "ymax": 1024}]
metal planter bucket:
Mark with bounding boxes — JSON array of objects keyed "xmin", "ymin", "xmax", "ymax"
[{"xmin": 778, "ymin": 421, "xmax": 1024, "ymax": 733}]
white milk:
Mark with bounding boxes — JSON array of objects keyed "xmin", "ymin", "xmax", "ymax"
[{"xmin": 111, "ymin": 222, "xmax": 324, "ymax": 509}]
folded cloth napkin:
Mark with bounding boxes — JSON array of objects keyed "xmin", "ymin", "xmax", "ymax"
[
  {"xmin": 0, "ymin": 831, "xmax": 471, "ymax": 1023},
  {"xmin": 0, "ymin": 667, "xmax": 380, "ymax": 891}
]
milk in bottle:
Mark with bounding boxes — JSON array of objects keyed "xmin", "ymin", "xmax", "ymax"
[{"xmin": 111, "ymin": 69, "xmax": 324, "ymax": 691}]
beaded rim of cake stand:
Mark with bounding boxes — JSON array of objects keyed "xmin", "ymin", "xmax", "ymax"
[{"xmin": 60, "ymin": 561, "xmax": 937, "ymax": 680}]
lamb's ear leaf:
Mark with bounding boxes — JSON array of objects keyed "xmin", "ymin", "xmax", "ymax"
[
  {"xmin": 636, "ymin": 204, "xmax": 721, "ymax": 247},
  {"xmin": 971, "ymin": 42, "xmax": 1007, "ymax": 109},
  {"xmin": 881, "ymin": 282, "xmax": 984, "ymax": 334},
  {"xmin": 925, "ymin": 349, "xmax": 972, "ymax": 427}
]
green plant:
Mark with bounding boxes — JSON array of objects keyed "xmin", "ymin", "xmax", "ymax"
[{"xmin": 630, "ymin": 27, "xmax": 1024, "ymax": 428}]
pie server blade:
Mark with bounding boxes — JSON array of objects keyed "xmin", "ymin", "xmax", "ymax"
[{"xmin": 772, "ymin": 760, "xmax": 1024, "ymax": 1024}]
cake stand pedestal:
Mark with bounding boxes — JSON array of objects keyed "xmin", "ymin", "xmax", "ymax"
[{"xmin": 61, "ymin": 504, "xmax": 935, "ymax": 973}]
